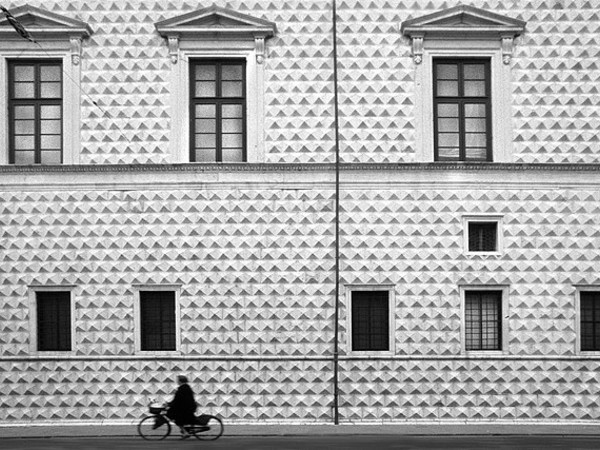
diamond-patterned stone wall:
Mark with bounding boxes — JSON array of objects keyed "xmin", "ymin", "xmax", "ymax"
[{"xmin": 2, "ymin": 0, "xmax": 598, "ymax": 163}]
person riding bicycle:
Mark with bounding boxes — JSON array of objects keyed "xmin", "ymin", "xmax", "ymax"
[{"xmin": 166, "ymin": 375, "xmax": 197, "ymax": 439}]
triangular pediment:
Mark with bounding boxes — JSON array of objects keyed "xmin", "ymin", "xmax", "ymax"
[
  {"xmin": 155, "ymin": 6, "xmax": 276, "ymax": 38},
  {"xmin": 401, "ymin": 5, "xmax": 525, "ymax": 37},
  {"xmin": 0, "ymin": 5, "xmax": 92, "ymax": 38}
]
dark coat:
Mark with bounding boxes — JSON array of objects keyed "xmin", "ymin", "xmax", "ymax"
[{"xmin": 167, "ymin": 383, "xmax": 197, "ymax": 426}]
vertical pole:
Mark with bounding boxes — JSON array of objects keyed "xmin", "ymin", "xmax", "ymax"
[{"xmin": 331, "ymin": 0, "xmax": 341, "ymax": 426}]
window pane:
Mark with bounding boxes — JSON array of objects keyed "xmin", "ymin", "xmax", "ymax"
[
  {"xmin": 41, "ymin": 82, "xmax": 62, "ymax": 98},
  {"xmin": 351, "ymin": 291, "xmax": 389, "ymax": 351},
  {"xmin": 15, "ymin": 136, "xmax": 34, "ymax": 149},
  {"xmin": 41, "ymin": 119, "xmax": 62, "ymax": 134},
  {"xmin": 222, "ymin": 118, "xmax": 242, "ymax": 133},
  {"xmin": 40, "ymin": 65, "xmax": 61, "ymax": 82},
  {"xmin": 438, "ymin": 118, "xmax": 459, "ymax": 133},
  {"xmin": 195, "ymin": 81, "xmax": 216, "ymax": 97},
  {"xmin": 222, "ymin": 64, "xmax": 243, "ymax": 80},
  {"xmin": 464, "ymin": 81, "xmax": 486, "ymax": 97},
  {"xmin": 437, "ymin": 80, "xmax": 458, "ymax": 97},
  {"xmin": 437, "ymin": 147, "xmax": 459, "ymax": 160},
  {"xmin": 466, "ymin": 133, "xmax": 487, "ymax": 147},
  {"xmin": 195, "ymin": 65, "xmax": 216, "ymax": 81},
  {"xmin": 465, "ymin": 104, "xmax": 486, "ymax": 117},
  {"xmin": 436, "ymin": 64, "xmax": 458, "ymax": 79},
  {"xmin": 195, "ymin": 104, "xmax": 216, "ymax": 118},
  {"xmin": 195, "ymin": 149, "xmax": 217, "ymax": 162},
  {"xmin": 36, "ymin": 291, "xmax": 71, "ymax": 351},
  {"xmin": 14, "ymin": 120, "xmax": 34, "ymax": 135},
  {"xmin": 222, "ymin": 148, "xmax": 244, "ymax": 162},
  {"xmin": 222, "ymin": 105, "xmax": 242, "ymax": 118},
  {"xmin": 464, "ymin": 64, "xmax": 485, "ymax": 80},
  {"xmin": 14, "ymin": 105, "xmax": 35, "ymax": 119},
  {"xmin": 13, "ymin": 65, "xmax": 34, "ymax": 81},
  {"xmin": 222, "ymin": 134, "xmax": 243, "ymax": 148},
  {"xmin": 14, "ymin": 151, "xmax": 35, "ymax": 164},
  {"xmin": 465, "ymin": 147, "xmax": 487, "ymax": 161},
  {"xmin": 196, "ymin": 134, "xmax": 216, "ymax": 148},
  {"xmin": 140, "ymin": 291, "xmax": 176, "ymax": 351},
  {"xmin": 41, "ymin": 135, "xmax": 61, "ymax": 149},
  {"xmin": 41, "ymin": 105, "xmax": 61, "ymax": 119},
  {"xmin": 222, "ymin": 81, "xmax": 243, "ymax": 97},
  {"xmin": 437, "ymin": 104, "xmax": 458, "ymax": 117},
  {"xmin": 195, "ymin": 119, "xmax": 216, "ymax": 133},
  {"xmin": 14, "ymin": 82, "xmax": 35, "ymax": 98},
  {"xmin": 41, "ymin": 151, "xmax": 62, "ymax": 164},
  {"xmin": 469, "ymin": 222, "xmax": 497, "ymax": 252},
  {"xmin": 438, "ymin": 133, "xmax": 459, "ymax": 147},
  {"xmin": 465, "ymin": 118, "xmax": 486, "ymax": 133}
]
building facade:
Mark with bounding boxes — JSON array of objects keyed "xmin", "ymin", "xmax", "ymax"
[{"xmin": 1, "ymin": 0, "xmax": 600, "ymax": 424}]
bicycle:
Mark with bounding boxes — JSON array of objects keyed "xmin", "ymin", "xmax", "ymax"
[{"xmin": 137, "ymin": 403, "xmax": 224, "ymax": 441}]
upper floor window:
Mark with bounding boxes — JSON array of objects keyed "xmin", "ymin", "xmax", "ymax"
[
  {"xmin": 465, "ymin": 290, "xmax": 502, "ymax": 351},
  {"xmin": 35, "ymin": 290, "xmax": 72, "ymax": 352},
  {"xmin": 8, "ymin": 60, "xmax": 63, "ymax": 164},
  {"xmin": 434, "ymin": 59, "xmax": 491, "ymax": 162},
  {"xmin": 190, "ymin": 59, "xmax": 246, "ymax": 162}
]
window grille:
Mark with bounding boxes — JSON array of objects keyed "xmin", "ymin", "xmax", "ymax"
[
  {"xmin": 190, "ymin": 59, "xmax": 246, "ymax": 162},
  {"xmin": 433, "ymin": 59, "xmax": 491, "ymax": 161},
  {"xmin": 36, "ymin": 291, "xmax": 71, "ymax": 351},
  {"xmin": 8, "ymin": 60, "xmax": 63, "ymax": 164},
  {"xmin": 140, "ymin": 291, "xmax": 176, "ymax": 351},
  {"xmin": 581, "ymin": 291, "xmax": 600, "ymax": 351},
  {"xmin": 351, "ymin": 291, "xmax": 389, "ymax": 351},
  {"xmin": 465, "ymin": 291, "xmax": 501, "ymax": 351},
  {"xmin": 468, "ymin": 222, "xmax": 497, "ymax": 252}
]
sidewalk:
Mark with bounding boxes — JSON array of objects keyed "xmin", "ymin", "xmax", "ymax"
[{"xmin": 2, "ymin": 423, "xmax": 600, "ymax": 439}]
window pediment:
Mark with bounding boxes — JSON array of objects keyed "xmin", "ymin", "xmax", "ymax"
[
  {"xmin": 401, "ymin": 5, "xmax": 525, "ymax": 64},
  {"xmin": 155, "ymin": 6, "xmax": 276, "ymax": 64},
  {"xmin": 0, "ymin": 5, "xmax": 91, "ymax": 40}
]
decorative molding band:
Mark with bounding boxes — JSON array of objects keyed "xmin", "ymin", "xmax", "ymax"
[{"xmin": 0, "ymin": 162, "xmax": 600, "ymax": 174}]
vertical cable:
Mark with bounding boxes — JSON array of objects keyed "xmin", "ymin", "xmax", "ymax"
[{"xmin": 331, "ymin": 0, "xmax": 341, "ymax": 426}]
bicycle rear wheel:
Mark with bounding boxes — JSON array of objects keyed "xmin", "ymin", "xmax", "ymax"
[
  {"xmin": 137, "ymin": 415, "xmax": 171, "ymax": 440},
  {"xmin": 191, "ymin": 415, "xmax": 224, "ymax": 441}
]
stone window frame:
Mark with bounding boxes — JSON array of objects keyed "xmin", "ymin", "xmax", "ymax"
[
  {"xmin": 459, "ymin": 284, "xmax": 509, "ymax": 356},
  {"xmin": 28, "ymin": 285, "xmax": 76, "ymax": 355},
  {"xmin": 575, "ymin": 286, "xmax": 600, "ymax": 355},
  {"xmin": 0, "ymin": 5, "xmax": 91, "ymax": 165},
  {"xmin": 345, "ymin": 284, "xmax": 396, "ymax": 356},
  {"xmin": 462, "ymin": 215, "xmax": 504, "ymax": 256},
  {"xmin": 132, "ymin": 284, "xmax": 181, "ymax": 356},
  {"xmin": 401, "ymin": 5, "xmax": 525, "ymax": 163},
  {"xmin": 155, "ymin": 6, "xmax": 276, "ymax": 164}
]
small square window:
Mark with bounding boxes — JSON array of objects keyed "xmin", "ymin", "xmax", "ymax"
[
  {"xmin": 468, "ymin": 222, "xmax": 497, "ymax": 252},
  {"xmin": 580, "ymin": 291, "xmax": 600, "ymax": 351},
  {"xmin": 36, "ymin": 291, "xmax": 71, "ymax": 351},
  {"xmin": 351, "ymin": 290, "xmax": 390, "ymax": 352}
]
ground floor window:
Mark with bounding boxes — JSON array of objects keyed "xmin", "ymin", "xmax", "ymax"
[
  {"xmin": 465, "ymin": 290, "xmax": 502, "ymax": 351},
  {"xmin": 351, "ymin": 290, "xmax": 390, "ymax": 352},
  {"xmin": 36, "ymin": 291, "xmax": 71, "ymax": 351},
  {"xmin": 140, "ymin": 291, "xmax": 176, "ymax": 351},
  {"xmin": 580, "ymin": 291, "xmax": 600, "ymax": 351}
]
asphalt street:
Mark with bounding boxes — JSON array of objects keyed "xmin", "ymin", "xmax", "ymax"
[{"xmin": 1, "ymin": 436, "xmax": 599, "ymax": 450}]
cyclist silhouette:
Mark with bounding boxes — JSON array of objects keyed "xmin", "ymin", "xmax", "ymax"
[{"xmin": 166, "ymin": 375, "xmax": 197, "ymax": 439}]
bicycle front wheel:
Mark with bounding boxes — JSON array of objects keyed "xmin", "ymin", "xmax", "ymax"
[
  {"xmin": 137, "ymin": 415, "xmax": 171, "ymax": 440},
  {"xmin": 192, "ymin": 415, "xmax": 224, "ymax": 441}
]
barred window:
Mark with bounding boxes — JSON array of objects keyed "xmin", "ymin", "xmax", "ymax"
[
  {"xmin": 434, "ymin": 59, "xmax": 491, "ymax": 162},
  {"xmin": 465, "ymin": 291, "xmax": 502, "ymax": 351},
  {"xmin": 190, "ymin": 59, "xmax": 246, "ymax": 162},
  {"xmin": 351, "ymin": 291, "xmax": 389, "ymax": 351},
  {"xmin": 468, "ymin": 222, "xmax": 497, "ymax": 252},
  {"xmin": 140, "ymin": 291, "xmax": 176, "ymax": 351},
  {"xmin": 8, "ymin": 60, "xmax": 63, "ymax": 165},
  {"xmin": 36, "ymin": 291, "xmax": 71, "ymax": 351},
  {"xmin": 581, "ymin": 291, "xmax": 600, "ymax": 351}
]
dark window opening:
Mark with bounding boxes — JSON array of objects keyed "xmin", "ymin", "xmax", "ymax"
[
  {"xmin": 468, "ymin": 222, "xmax": 498, "ymax": 252},
  {"xmin": 140, "ymin": 291, "xmax": 176, "ymax": 351},
  {"xmin": 433, "ymin": 58, "xmax": 491, "ymax": 162},
  {"xmin": 37, "ymin": 291, "xmax": 71, "ymax": 351},
  {"xmin": 8, "ymin": 60, "xmax": 63, "ymax": 164},
  {"xmin": 351, "ymin": 291, "xmax": 389, "ymax": 351},
  {"xmin": 581, "ymin": 291, "xmax": 600, "ymax": 351},
  {"xmin": 465, "ymin": 291, "xmax": 502, "ymax": 351},
  {"xmin": 190, "ymin": 59, "xmax": 246, "ymax": 162}
]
